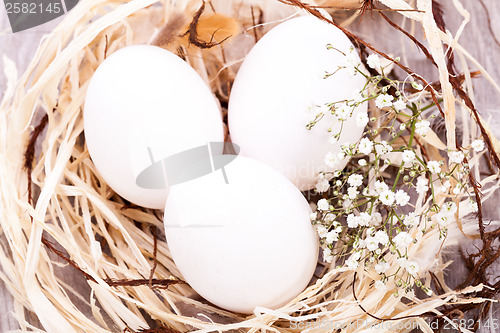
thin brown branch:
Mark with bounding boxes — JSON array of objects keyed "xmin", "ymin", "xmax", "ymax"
[
  {"xmin": 105, "ymin": 278, "xmax": 183, "ymax": 288},
  {"xmin": 42, "ymin": 236, "xmax": 183, "ymax": 289},
  {"xmin": 479, "ymin": 0, "xmax": 500, "ymax": 48},
  {"xmin": 185, "ymin": 1, "xmax": 231, "ymax": 49},
  {"xmin": 24, "ymin": 113, "xmax": 49, "ymax": 205},
  {"xmin": 379, "ymin": 12, "xmax": 437, "ymax": 67}
]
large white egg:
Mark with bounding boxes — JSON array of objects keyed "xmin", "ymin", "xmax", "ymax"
[
  {"xmin": 164, "ymin": 156, "xmax": 318, "ymax": 314},
  {"xmin": 229, "ymin": 16, "xmax": 367, "ymax": 191},
  {"xmin": 84, "ymin": 45, "xmax": 224, "ymax": 209}
]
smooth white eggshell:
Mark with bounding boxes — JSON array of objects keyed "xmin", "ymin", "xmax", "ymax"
[
  {"xmin": 164, "ymin": 156, "xmax": 319, "ymax": 314},
  {"xmin": 84, "ymin": 45, "xmax": 224, "ymax": 209},
  {"xmin": 229, "ymin": 16, "xmax": 366, "ymax": 191}
]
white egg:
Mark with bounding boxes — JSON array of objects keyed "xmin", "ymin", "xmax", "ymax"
[
  {"xmin": 84, "ymin": 45, "xmax": 224, "ymax": 209},
  {"xmin": 229, "ymin": 16, "xmax": 367, "ymax": 191},
  {"xmin": 164, "ymin": 156, "xmax": 318, "ymax": 314}
]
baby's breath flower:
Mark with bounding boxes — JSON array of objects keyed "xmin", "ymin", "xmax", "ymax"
[
  {"xmin": 427, "ymin": 160, "xmax": 441, "ymax": 174},
  {"xmin": 351, "ymin": 90, "xmax": 364, "ymax": 104},
  {"xmin": 367, "ymin": 54, "xmax": 382, "ymax": 71},
  {"xmin": 375, "ymin": 140, "xmax": 393, "ymax": 156},
  {"xmin": 393, "ymin": 99, "xmax": 406, "ymax": 111},
  {"xmin": 315, "ymin": 178, "xmax": 330, "ymax": 193},
  {"xmin": 448, "ymin": 151, "xmax": 465, "ymax": 164},
  {"xmin": 346, "ymin": 252, "xmax": 361, "ymax": 270},
  {"xmin": 316, "ymin": 225, "xmax": 328, "ymax": 238},
  {"xmin": 347, "ymin": 214, "xmax": 359, "ymax": 228},
  {"xmin": 375, "ymin": 93, "xmax": 394, "ymax": 108},
  {"xmin": 402, "ymin": 150, "xmax": 416, "ymax": 164},
  {"xmin": 325, "ymin": 152, "xmax": 340, "ymax": 168},
  {"xmin": 415, "ymin": 120, "xmax": 430, "ymax": 136},
  {"xmin": 309, "ymin": 53, "xmax": 470, "ymax": 293},
  {"xmin": 325, "ymin": 230, "xmax": 339, "ymax": 243},
  {"xmin": 395, "ymin": 190, "xmax": 410, "ymax": 206},
  {"xmin": 359, "ymin": 212, "xmax": 372, "ymax": 227},
  {"xmin": 356, "ymin": 112, "xmax": 369, "ymax": 127},
  {"xmin": 358, "ymin": 137, "xmax": 374, "ymax": 155},
  {"xmin": 403, "ymin": 212, "xmax": 418, "ymax": 227},
  {"xmin": 365, "ymin": 236, "xmax": 379, "ymax": 251},
  {"xmin": 324, "ymin": 213, "xmax": 336, "ymax": 223},
  {"xmin": 343, "ymin": 199, "xmax": 353, "ymax": 210},
  {"xmin": 393, "ymin": 232, "xmax": 413, "ymax": 248},
  {"xmin": 348, "ymin": 174, "xmax": 363, "ymax": 187},
  {"xmin": 442, "ymin": 202, "xmax": 457, "ymax": 215},
  {"xmin": 416, "ymin": 177, "xmax": 429, "ymax": 194},
  {"xmin": 355, "ymin": 238, "xmax": 366, "ymax": 249},
  {"xmin": 347, "ymin": 187, "xmax": 359, "ymax": 200},
  {"xmin": 335, "ymin": 103, "xmax": 350, "ymax": 121},
  {"xmin": 374, "ymin": 230, "xmax": 389, "ymax": 245},
  {"xmin": 371, "ymin": 212, "xmax": 383, "ymax": 226},
  {"xmin": 375, "ymin": 280, "xmax": 387, "ymax": 291},
  {"xmin": 379, "ymin": 189, "xmax": 395, "ymax": 206},
  {"xmin": 341, "ymin": 142, "xmax": 353, "ymax": 154},
  {"xmin": 471, "ymin": 139, "xmax": 485, "ymax": 152},
  {"xmin": 406, "ymin": 261, "xmax": 420, "ymax": 275},
  {"xmin": 374, "ymin": 180, "xmax": 389, "ymax": 195},
  {"xmin": 396, "ymin": 257, "xmax": 408, "ymax": 268},
  {"xmin": 375, "ymin": 261, "xmax": 390, "ymax": 274},
  {"xmin": 435, "ymin": 212, "xmax": 451, "ymax": 227},
  {"xmin": 343, "ymin": 48, "xmax": 360, "ymax": 77},
  {"xmin": 323, "ymin": 248, "xmax": 334, "ymax": 263},
  {"xmin": 317, "ymin": 199, "xmax": 329, "ymax": 211}
]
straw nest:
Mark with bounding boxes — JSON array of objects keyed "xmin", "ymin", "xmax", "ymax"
[{"xmin": 1, "ymin": 0, "xmax": 500, "ymax": 332}]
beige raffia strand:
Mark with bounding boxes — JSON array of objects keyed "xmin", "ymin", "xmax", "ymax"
[{"xmin": 1, "ymin": 0, "xmax": 499, "ymax": 332}]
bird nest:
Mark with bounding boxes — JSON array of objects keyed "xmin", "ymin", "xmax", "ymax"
[{"xmin": 1, "ymin": 0, "xmax": 500, "ymax": 332}]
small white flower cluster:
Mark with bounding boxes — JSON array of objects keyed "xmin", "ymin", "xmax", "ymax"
[
  {"xmin": 447, "ymin": 140, "xmax": 484, "ymax": 165},
  {"xmin": 358, "ymin": 138, "xmax": 373, "ymax": 155},
  {"xmin": 367, "ymin": 54, "xmax": 381, "ymax": 72},
  {"xmin": 427, "ymin": 160, "xmax": 441, "ymax": 174},
  {"xmin": 397, "ymin": 257, "xmax": 420, "ymax": 275},
  {"xmin": 448, "ymin": 150, "xmax": 464, "ymax": 164},
  {"xmin": 434, "ymin": 201, "xmax": 457, "ymax": 227},
  {"xmin": 315, "ymin": 174, "xmax": 330, "ymax": 193},
  {"xmin": 402, "ymin": 149, "xmax": 415, "ymax": 164},
  {"xmin": 342, "ymin": 47, "xmax": 362, "ymax": 77},
  {"xmin": 415, "ymin": 120, "xmax": 430, "ymax": 136},
  {"xmin": 416, "ymin": 177, "xmax": 429, "ymax": 194},
  {"xmin": 375, "ymin": 94, "xmax": 393, "ymax": 108},
  {"xmin": 471, "ymin": 139, "xmax": 485, "ymax": 152},
  {"xmin": 346, "ymin": 212, "xmax": 376, "ymax": 228},
  {"xmin": 310, "ymin": 51, "xmax": 487, "ymax": 296}
]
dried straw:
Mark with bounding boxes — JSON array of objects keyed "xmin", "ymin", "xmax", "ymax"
[{"xmin": 1, "ymin": 0, "xmax": 499, "ymax": 332}]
